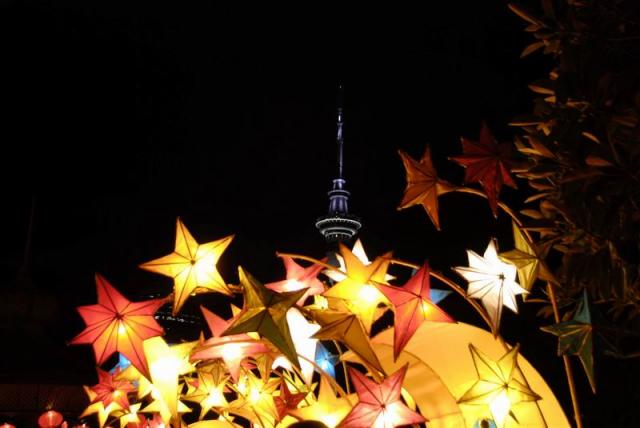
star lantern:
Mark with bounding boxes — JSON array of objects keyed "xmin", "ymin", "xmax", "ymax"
[
  {"xmin": 339, "ymin": 365, "xmax": 425, "ymax": 428},
  {"xmin": 141, "ymin": 336, "xmax": 196, "ymax": 425},
  {"xmin": 191, "ymin": 305, "xmax": 271, "ymax": 382},
  {"xmin": 271, "ymin": 308, "xmax": 320, "ymax": 384},
  {"xmin": 290, "ymin": 376, "xmax": 353, "ymax": 428},
  {"xmin": 274, "ymin": 379, "xmax": 307, "ymax": 421},
  {"xmin": 458, "ymin": 344, "xmax": 540, "ymax": 428},
  {"xmin": 499, "ymin": 221, "xmax": 557, "ymax": 295},
  {"xmin": 450, "ymin": 122, "xmax": 517, "ymax": 217},
  {"xmin": 375, "ymin": 263, "xmax": 454, "ymax": 360},
  {"xmin": 322, "ymin": 242, "xmax": 392, "ymax": 333},
  {"xmin": 265, "ymin": 256, "xmax": 327, "ymax": 306},
  {"xmin": 541, "ymin": 290, "xmax": 596, "ymax": 392},
  {"xmin": 315, "ymin": 343, "xmax": 339, "ymax": 379},
  {"xmin": 183, "ymin": 369, "xmax": 230, "ymax": 419},
  {"xmin": 222, "ymin": 267, "xmax": 306, "ymax": 369},
  {"xmin": 90, "ymin": 368, "xmax": 136, "ymax": 411},
  {"xmin": 70, "ymin": 274, "xmax": 165, "ymax": 378},
  {"xmin": 140, "ymin": 217, "xmax": 234, "ymax": 315},
  {"xmin": 397, "ymin": 146, "xmax": 455, "ymax": 230},
  {"xmin": 80, "ymin": 386, "xmax": 121, "ymax": 428},
  {"xmin": 453, "ymin": 239, "xmax": 528, "ymax": 335}
]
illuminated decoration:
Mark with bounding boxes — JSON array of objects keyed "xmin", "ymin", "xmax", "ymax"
[
  {"xmin": 499, "ymin": 221, "xmax": 556, "ymax": 294},
  {"xmin": 458, "ymin": 344, "xmax": 540, "ymax": 428},
  {"xmin": 271, "ymin": 308, "xmax": 320, "ymax": 384},
  {"xmin": 541, "ymin": 290, "xmax": 595, "ymax": 392},
  {"xmin": 315, "ymin": 343, "xmax": 339, "ymax": 378},
  {"xmin": 223, "ymin": 267, "xmax": 306, "ymax": 369},
  {"xmin": 0, "ymin": 424, "xmax": 16, "ymax": 428},
  {"xmin": 454, "ymin": 239, "xmax": 528, "ymax": 334},
  {"xmin": 340, "ymin": 365, "xmax": 425, "ymax": 428},
  {"xmin": 142, "ymin": 336, "xmax": 196, "ymax": 425},
  {"xmin": 90, "ymin": 368, "xmax": 135, "ymax": 410},
  {"xmin": 290, "ymin": 376, "xmax": 353, "ymax": 428},
  {"xmin": 316, "ymin": 86, "xmax": 362, "ymax": 243},
  {"xmin": 311, "ymin": 304, "xmax": 383, "ymax": 373},
  {"xmin": 191, "ymin": 305, "xmax": 270, "ymax": 382},
  {"xmin": 274, "ymin": 379, "xmax": 307, "ymax": 421},
  {"xmin": 397, "ymin": 146, "xmax": 454, "ymax": 230},
  {"xmin": 430, "ymin": 288, "xmax": 452, "ymax": 305},
  {"xmin": 322, "ymin": 243, "xmax": 392, "ymax": 333},
  {"xmin": 450, "ymin": 122, "xmax": 517, "ymax": 216},
  {"xmin": 189, "ymin": 419, "xmax": 241, "ymax": 428},
  {"xmin": 228, "ymin": 369, "xmax": 280, "ymax": 426},
  {"xmin": 38, "ymin": 410, "xmax": 64, "ymax": 428},
  {"xmin": 70, "ymin": 274, "xmax": 165, "ymax": 377},
  {"xmin": 111, "ymin": 402, "xmax": 141, "ymax": 427},
  {"xmin": 140, "ymin": 217, "xmax": 234, "ymax": 315},
  {"xmin": 324, "ymin": 240, "xmax": 395, "ymax": 283},
  {"xmin": 375, "ymin": 262, "xmax": 454, "ymax": 360},
  {"xmin": 183, "ymin": 367, "xmax": 230, "ymax": 419},
  {"xmin": 80, "ymin": 386, "xmax": 121, "ymax": 428},
  {"xmin": 265, "ymin": 256, "xmax": 327, "ymax": 306}
]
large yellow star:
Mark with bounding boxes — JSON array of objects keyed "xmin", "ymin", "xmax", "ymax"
[
  {"xmin": 458, "ymin": 344, "xmax": 540, "ymax": 428},
  {"xmin": 322, "ymin": 243, "xmax": 391, "ymax": 332},
  {"xmin": 141, "ymin": 336, "xmax": 197, "ymax": 425},
  {"xmin": 140, "ymin": 217, "xmax": 234, "ymax": 315},
  {"xmin": 290, "ymin": 375, "xmax": 353, "ymax": 428},
  {"xmin": 183, "ymin": 367, "xmax": 230, "ymax": 420}
]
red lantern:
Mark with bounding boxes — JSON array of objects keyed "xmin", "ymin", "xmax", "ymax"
[
  {"xmin": 0, "ymin": 423, "xmax": 17, "ymax": 428},
  {"xmin": 38, "ymin": 410, "xmax": 63, "ymax": 428}
]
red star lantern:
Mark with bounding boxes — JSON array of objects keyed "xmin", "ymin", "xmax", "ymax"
[
  {"xmin": 70, "ymin": 274, "xmax": 165, "ymax": 377},
  {"xmin": 89, "ymin": 368, "xmax": 135, "ymax": 410}
]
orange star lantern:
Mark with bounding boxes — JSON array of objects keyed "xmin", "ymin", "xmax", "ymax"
[
  {"xmin": 339, "ymin": 365, "xmax": 425, "ymax": 428},
  {"xmin": 375, "ymin": 263, "xmax": 454, "ymax": 360},
  {"xmin": 90, "ymin": 368, "xmax": 135, "ymax": 410},
  {"xmin": 397, "ymin": 146, "xmax": 454, "ymax": 230},
  {"xmin": 140, "ymin": 217, "xmax": 234, "ymax": 315},
  {"xmin": 70, "ymin": 274, "xmax": 165, "ymax": 377}
]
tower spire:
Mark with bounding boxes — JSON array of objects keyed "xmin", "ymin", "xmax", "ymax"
[{"xmin": 316, "ymin": 85, "xmax": 362, "ymax": 244}]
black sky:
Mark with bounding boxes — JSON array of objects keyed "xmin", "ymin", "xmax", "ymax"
[{"xmin": 1, "ymin": 1, "xmax": 637, "ymax": 426}]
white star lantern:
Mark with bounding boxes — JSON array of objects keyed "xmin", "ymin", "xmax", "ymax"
[{"xmin": 454, "ymin": 239, "xmax": 528, "ymax": 334}]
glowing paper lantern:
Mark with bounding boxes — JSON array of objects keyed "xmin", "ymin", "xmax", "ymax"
[
  {"xmin": 290, "ymin": 376, "xmax": 353, "ymax": 428},
  {"xmin": 315, "ymin": 343, "xmax": 339, "ymax": 378},
  {"xmin": 271, "ymin": 308, "xmax": 320, "ymax": 384},
  {"xmin": 70, "ymin": 274, "xmax": 165, "ymax": 377},
  {"xmin": 499, "ymin": 221, "xmax": 557, "ymax": 294},
  {"xmin": 458, "ymin": 344, "xmax": 540, "ymax": 428},
  {"xmin": 453, "ymin": 239, "xmax": 527, "ymax": 334},
  {"xmin": 340, "ymin": 365, "xmax": 425, "ymax": 428},
  {"xmin": 274, "ymin": 379, "xmax": 307, "ymax": 421},
  {"xmin": 140, "ymin": 217, "xmax": 234, "ymax": 315},
  {"xmin": 90, "ymin": 368, "xmax": 135, "ymax": 410},
  {"xmin": 375, "ymin": 262, "xmax": 454, "ymax": 360},
  {"xmin": 223, "ymin": 267, "xmax": 306, "ymax": 369},
  {"xmin": 322, "ymin": 243, "xmax": 392, "ymax": 333},
  {"xmin": 183, "ymin": 369, "xmax": 230, "ymax": 419},
  {"xmin": 265, "ymin": 256, "xmax": 327, "ymax": 306},
  {"xmin": 142, "ymin": 337, "xmax": 196, "ymax": 425},
  {"xmin": 191, "ymin": 305, "xmax": 270, "ymax": 382},
  {"xmin": 397, "ymin": 146, "xmax": 454, "ymax": 230},
  {"xmin": 0, "ymin": 423, "xmax": 16, "ymax": 428},
  {"xmin": 80, "ymin": 386, "xmax": 122, "ymax": 428},
  {"xmin": 450, "ymin": 122, "xmax": 517, "ymax": 216},
  {"xmin": 38, "ymin": 411, "xmax": 63, "ymax": 428}
]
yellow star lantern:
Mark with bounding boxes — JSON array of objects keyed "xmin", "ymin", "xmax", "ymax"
[
  {"xmin": 141, "ymin": 336, "xmax": 196, "ymax": 425},
  {"xmin": 322, "ymin": 242, "xmax": 392, "ymax": 333},
  {"xmin": 229, "ymin": 369, "xmax": 280, "ymax": 427},
  {"xmin": 290, "ymin": 375, "xmax": 353, "ymax": 428},
  {"xmin": 458, "ymin": 344, "xmax": 540, "ymax": 428},
  {"xmin": 140, "ymin": 217, "xmax": 234, "ymax": 315},
  {"xmin": 79, "ymin": 386, "xmax": 121, "ymax": 428},
  {"xmin": 499, "ymin": 221, "xmax": 557, "ymax": 294},
  {"xmin": 111, "ymin": 402, "xmax": 141, "ymax": 428},
  {"xmin": 454, "ymin": 239, "xmax": 528, "ymax": 334},
  {"xmin": 184, "ymin": 368, "xmax": 230, "ymax": 420}
]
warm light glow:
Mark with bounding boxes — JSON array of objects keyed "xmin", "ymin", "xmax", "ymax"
[
  {"xmin": 220, "ymin": 343, "xmax": 243, "ymax": 362},
  {"xmin": 194, "ymin": 254, "xmax": 219, "ymax": 283},
  {"xmin": 281, "ymin": 279, "xmax": 303, "ymax": 291},
  {"xmin": 118, "ymin": 322, "xmax": 127, "ymax": 335},
  {"xmin": 204, "ymin": 389, "xmax": 226, "ymax": 408},
  {"xmin": 322, "ymin": 414, "xmax": 339, "ymax": 428},
  {"xmin": 421, "ymin": 300, "xmax": 432, "ymax": 314},
  {"xmin": 489, "ymin": 390, "xmax": 511, "ymax": 426},
  {"xmin": 150, "ymin": 356, "xmax": 181, "ymax": 381},
  {"xmin": 357, "ymin": 284, "xmax": 380, "ymax": 304},
  {"xmin": 248, "ymin": 387, "xmax": 262, "ymax": 404}
]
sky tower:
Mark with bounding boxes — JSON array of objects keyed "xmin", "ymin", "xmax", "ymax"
[{"xmin": 315, "ymin": 86, "xmax": 362, "ymax": 244}]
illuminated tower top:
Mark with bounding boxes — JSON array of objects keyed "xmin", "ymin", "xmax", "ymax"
[{"xmin": 315, "ymin": 86, "xmax": 362, "ymax": 243}]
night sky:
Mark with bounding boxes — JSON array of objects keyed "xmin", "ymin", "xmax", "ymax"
[{"xmin": 0, "ymin": 1, "xmax": 637, "ymax": 426}]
